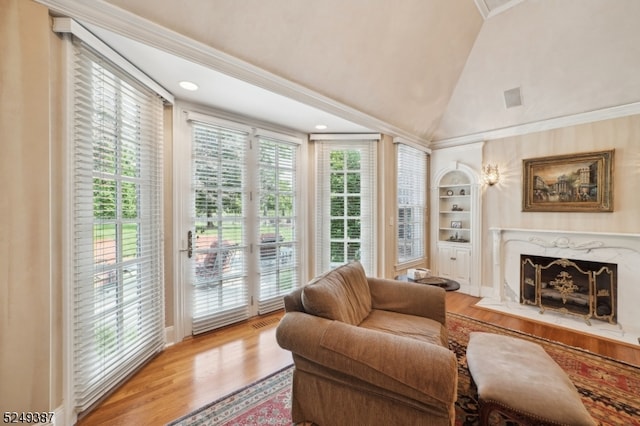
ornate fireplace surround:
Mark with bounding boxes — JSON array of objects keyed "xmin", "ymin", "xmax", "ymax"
[{"xmin": 480, "ymin": 228, "xmax": 640, "ymax": 345}]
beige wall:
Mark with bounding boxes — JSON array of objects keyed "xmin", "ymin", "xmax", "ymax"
[
  {"xmin": 0, "ymin": 0, "xmax": 61, "ymax": 412},
  {"xmin": 478, "ymin": 114, "xmax": 640, "ymax": 288},
  {"xmin": 0, "ymin": 1, "xmax": 176, "ymax": 414}
]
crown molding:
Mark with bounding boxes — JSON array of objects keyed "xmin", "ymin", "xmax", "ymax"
[
  {"xmin": 309, "ymin": 133, "xmax": 381, "ymax": 141},
  {"xmin": 431, "ymin": 100, "xmax": 640, "ymax": 149},
  {"xmin": 474, "ymin": 0, "xmax": 526, "ymax": 20},
  {"xmin": 52, "ymin": 17, "xmax": 174, "ymax": 103},
  {"xmin": 38, "ymin": 0, "xmax": 427, "ymax": 145}
]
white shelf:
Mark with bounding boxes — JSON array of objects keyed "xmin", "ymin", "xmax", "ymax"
[
  {"xmin": 439, "ymin": 174, "xmax": 472, "ymax": 244},
  {"xmin": 434, "ymin": 165, "xmax": 480, "ymax": 296},
  {"xmin": 440, "ymin": 183, "xmax": 468, "ymax": 188},
  {"xmin": 439, "ymin": 240, "xmax": 471, "ymax": 245}
]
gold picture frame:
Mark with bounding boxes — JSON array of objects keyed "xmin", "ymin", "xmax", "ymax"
[{"xmin": 522, "ymin": 150, "xmax": 614, "ymax": 212}]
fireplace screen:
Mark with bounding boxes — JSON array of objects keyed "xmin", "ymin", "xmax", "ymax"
[{"xmin": 520, "ymin": 255, "xmax": 617, "ymax": 325}]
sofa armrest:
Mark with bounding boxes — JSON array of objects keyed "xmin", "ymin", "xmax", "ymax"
[
  {"xmin": 367, "ymin": 277, "xmax": 447, "ymax": 325},
  {"xmin": 276, "ymin": 312, "xmax": 458, "ymax": 406},
  {"xmin": 283, "ymin": 287, "xmax": 305, "ymax": 312}
]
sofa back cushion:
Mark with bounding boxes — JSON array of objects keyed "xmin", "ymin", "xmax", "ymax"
[{"xmin": 301, "ymin": 261, "xmax": 372, "ymax": 325}]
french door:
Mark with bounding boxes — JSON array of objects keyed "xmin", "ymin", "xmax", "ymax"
[
  {"xmin": 190, "ymin": 120, "xmax": 250, "ymax": 334},
  {"xmin": 180, "ymin": 112, "xmax": 301, "ymax": 335}
]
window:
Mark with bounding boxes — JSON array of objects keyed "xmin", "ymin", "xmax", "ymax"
[
  {"xmin": 397, "ymin": 143, "xmax": 427, "ymax": 264},
  {"xmin": 70, "ymin": 38, "xmax": 164, "ymax": 413},
  {"xmin": 315, "ymin": 139, "xmax": 377, "ymax": 275}
]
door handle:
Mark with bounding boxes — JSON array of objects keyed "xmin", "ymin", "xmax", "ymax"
[{"xmin": 179, "ymin": 230, "xmax": 193, "ymax": 258}]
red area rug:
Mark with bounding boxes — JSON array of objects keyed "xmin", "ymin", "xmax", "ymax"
[
  {"xmin": 168, "ymin": 365, "xmax": 293, "ymax": 426},
  {"xmin": 448, "ymin": 313, "xmax": 640, "ymax": 426},
  {"xmin": 168, "ymin": 313, "xmax": 640, "ymax": 425}
]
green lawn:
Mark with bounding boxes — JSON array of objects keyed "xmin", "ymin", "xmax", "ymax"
[
  {"xmin": 94, "ymin": 223, "xmax": 140, "ymax": 258},
  {"xmin": 194, "ymin": 222, "xmax": 294, "ymax": 244},
  {"xmin": 94, "ymin": 223, "xmax": 139, "ymax": 239},
  {"xmin": 94, "ymin": 221, "xmax": 295, "ymax": 260}
]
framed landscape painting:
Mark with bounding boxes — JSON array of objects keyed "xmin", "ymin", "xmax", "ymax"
[{"xmin": 522, "ymin": 150, "xmax": 614, "ymax": 212}]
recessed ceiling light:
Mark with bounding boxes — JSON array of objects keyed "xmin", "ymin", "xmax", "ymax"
[
  {"xmin": 179, "ymin": 81, "xmax": 199, "ymax": 91},
  {"xmin": 315, "ymin": 124, "xmax": 328, "ymax": 130}
]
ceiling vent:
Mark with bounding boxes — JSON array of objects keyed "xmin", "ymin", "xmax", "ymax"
[{"xmin": 504, "ymin": 87, "xmax": 522, "ymax": 108}]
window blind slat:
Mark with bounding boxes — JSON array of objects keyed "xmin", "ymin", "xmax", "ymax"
[
  {"xmin": 191, "ymin": 122, "xmax": 249, "ymax": 335},
  {"xmin": 71, "ymin": 37, "xmax": 164, "ymax": 413},
  {"xmin": 257, "ymin": 137, "xmax": 299, "ymax": 314},
  {"xmin": 315, "ymin": 140, "xmax": 377, "ymax": 275},
  {"xmin": 397, "ymin": 144, "xmax": 427, "ymax": 263}
]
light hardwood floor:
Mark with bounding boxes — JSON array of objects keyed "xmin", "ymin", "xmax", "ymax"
[{"xmin": 77, "ymin": 292, "xmax": 640, "ymax": 425}]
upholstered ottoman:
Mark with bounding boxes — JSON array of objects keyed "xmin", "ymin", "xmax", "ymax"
[{"xmin": 466, "ymin": 332, "xmax": 595, "ymax": 426}]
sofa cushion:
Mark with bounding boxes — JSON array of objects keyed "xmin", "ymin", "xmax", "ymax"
[
  {"xmin": 301, "ymin": 261, "xmax": 372, "ymax": 325},
  {"xmin": 360, "ymin": 309, "xmax": 448, "ymax": 348},
  {"xmin": 317, "ymin": 320, "xmax": 458, "ymax": 406}
]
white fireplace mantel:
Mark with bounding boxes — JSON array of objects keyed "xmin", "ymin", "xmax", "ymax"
[{"xmin": 479, "ymin": 227, "xmax": 640, "ymax": 345}]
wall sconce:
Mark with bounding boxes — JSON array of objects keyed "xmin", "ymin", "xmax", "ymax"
[{"xmin": 483, "ymin": 164, "xmax": 500, "ymax": 186}]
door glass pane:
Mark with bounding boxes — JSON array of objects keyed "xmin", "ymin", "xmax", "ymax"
[
  {"xmin": 257, "ymin": 138, "xmax": 298, "ymax": 312},
  {"xmin": 192, "ymin": 124, "xmax": 248, "ymax": 333}
]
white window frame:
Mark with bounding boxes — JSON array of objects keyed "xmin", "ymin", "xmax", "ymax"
[
  {"xmin": 188, "ymin": 116, "xmax": 252, "ymax": 334},
  {"xmin": 396, "ymin": 142, "xmax": 428, "ymax": 265},
  {"xmin": 312, "ymin": 135, "xmax": 379, "ymax": 276},
  {"xmin": 255, "ymin": 130, "xmax": 302, "ymax": 314},
  {"xmin": 56, "ymin": 18, "xmax": 171, "ymax": 425}
]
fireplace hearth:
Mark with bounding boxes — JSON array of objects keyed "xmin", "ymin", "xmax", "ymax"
[{"xmin": 520, "ymin": 255, "xmax": 616, "ymax": 325}]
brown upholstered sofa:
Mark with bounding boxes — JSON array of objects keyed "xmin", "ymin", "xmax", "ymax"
[{"xmin": 276, "ymin": 261, "xmax": 458, "ymax": 426}]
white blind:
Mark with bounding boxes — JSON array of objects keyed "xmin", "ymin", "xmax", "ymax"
[
  {"xmin": 191, "ymin": 122, "xmax": 249, "ymax": 334},
  {"xmin": 71, "ymin": 38, "xmax": 165, "ymax": 412},
  {"xmin": 315, "ymin": 140, "xmax": 377, "ymax": 275},
  {"xmin": 257, "ymin": 137, "xmax": 299, "ymax": 314},
  {"xmin": 396, "ymin": 144, "xmax": 427, "ymax": 264}
]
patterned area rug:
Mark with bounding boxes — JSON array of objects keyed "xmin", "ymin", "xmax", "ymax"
[
  {"xmin": 168, "ymin": 313, "xmax": 640, "ymax": 425},
  {"xmin": 449, "ymin": 313, "xmax": 640, "ymax": 426},
  {"xmin": 168, "ymin": 365, "xmax": 293, "ymax": 426}
]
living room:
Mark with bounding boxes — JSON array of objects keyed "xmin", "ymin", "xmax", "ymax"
[{"xmin": 2, "ymin": 0, "xmax": 640, "ymax": 425}]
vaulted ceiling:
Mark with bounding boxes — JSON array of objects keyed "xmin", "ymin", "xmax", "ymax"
[
  {"xmin": 103, "ymin": 0, "xmax": 484, "ymax": 142},
  {"xmin": 41, "ymin": 0, "xmax": 640, "ymax": 146}
]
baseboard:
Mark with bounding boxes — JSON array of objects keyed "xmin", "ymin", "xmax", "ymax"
[
  {"xmin": 164, "ymin": 325, "xmax": 176, "ymax": 348},
  {"xmin": 479, "ymin": 285, "xmax": 497, "ymax": 298},
  {"xmin": 52, "ymin": 405, "xmax": 66, "ymax": 426}
]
